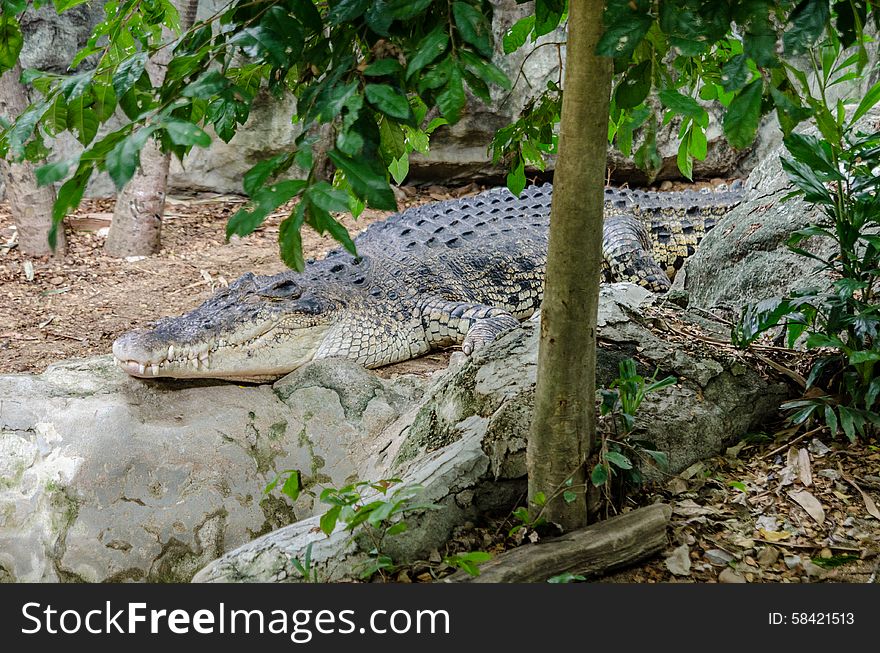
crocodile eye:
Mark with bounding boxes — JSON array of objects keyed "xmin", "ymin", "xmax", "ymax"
[{"xmin": 257, "ymin": 278, "xmax": 302, "ymax": 298}]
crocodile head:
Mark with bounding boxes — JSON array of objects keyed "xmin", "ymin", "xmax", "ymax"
[{"xmin": 112, "ymin": 272, "xmax": 334, "ymax": 381}]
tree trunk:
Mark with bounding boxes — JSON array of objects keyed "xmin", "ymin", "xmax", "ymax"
[
  {"xmin": 0, "ymin": 62, "xmax": 66, "ymax": 257},
  {"xmin": 104, "ymin": 0, "xmax": 200, "ymax": 257},
  {"xmin": 526, "ymin": 0, "xmax": 613, "ymax": 531}
]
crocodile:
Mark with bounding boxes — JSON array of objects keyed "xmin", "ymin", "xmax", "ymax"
[{"xmin": 113, "ymin": 182, "xmax": 743, "ymax": 381}]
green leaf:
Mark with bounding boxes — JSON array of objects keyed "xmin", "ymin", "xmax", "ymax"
[
  {"xmin": 66, "ymin": 93, "xmax": 99, "ymax": 146},
  {"xmin": 43, "ymin": 96, "xmax": 69, "ymax": 136},
  {"xmin": 182, "ymin": 71, "xmax": 230, "ymax": 98},
  {"xmin": 781, "ymin": 157, "xmax": 834, "ymax": 204},
  {"xmin": 35, "ymin": 157, "xmax": 79, "ymax": 186},
  {"xmin": 459, "ymin": 50, "xmax": 511, "ymax": 90},
  {"xmin": 228, "ymin": 179, "xmax": 307, "ymax": 237},
  {"xmin": 112, "ymin": 53, "xmax": 147, "ymax": 97},
  {"xmin": 91, "ymin": 77, "xmax": 117, "ymax": 122},
  {"xmin": 437, "ymin": 63, "xmax": 466, "ymax": 123},
  {"xmin": 243, "ymin": 153, "xmax": 293, "ymax": 196},
  {"xmin": 604, "ymin": 450, "xmax": 633, "ymax": 470},
  {"xmin": 659, "ymin": 89, "xmax": 708, "ymax": 127},
  {"xmin": 562, "ymin": 490, "xmax": 577, "ymax": 503},
  {"xmin": 506, "ymin": 155, "xmax": 526, "ymax": 197},
  {"xmin": 534, "ymin": 0, "xmax": 565, "ymax": 36},
  {"xmin": 319, "ymin": 504, "xmax": 342, "ymax": 535},
  {"xmin": 782, "ymin": 133, "xmax": 841, "ymax": 179},
  {"xmin": 51, "ymin": 0, "xmax": 91, "ymax": 10},
  {"xmin": 52, "ymin": 167, "xmax": 90, "ymax": 227},
  {"xmin": 0, "ymin": 15, "xmax": 23, "ymax": 74},
  {"xmin": 279, "ymin": 202, "xmax": 307, "ymax": 271},
  {"xmin": 306, "ymin": 181, "xmax": 351, "ymax": 213},
  {"xmin": 852, "ymin": 78, "xmax": 880, "ymax": 124},
  {"xmin": 503, "ymin": 15, "xmax": 534, "ymax": 54},
  {"xmin": 163, "ymin": 119, "xmax": 211, "ymax": 148},
  {"xmin": 591, "ymin": 463, "xmax": 609, "ymax": 486},
  {"xmin": 106, "ymin": 127, "xmax": 157, "ymax": 189},
  {"xmin": 328, "ymin": 149, "xmax": 397, "ymax": 210},
  {"xmin": 258, "ymin": 6, "xmax": 305, "ymax": 65},
  {"xmin": 644, "ymin": 449, "xmax": 669, "ymax": 469},
  {"xmin": 385, "ymin": 522, "xmax": 408, "ymax": 536},
  {"xmin": 723, "ymin": 80, "xmax": 763, "ymax": 149},
  {"xmin": 406, "ymin": 26, "xmax": 449, "ymax": 79},
  {"xmin": 615, "ymin": 61, "xmax": 651, "ymax": 109},
  {"xmin": 281, "ymin": 470, "xmax": 302, "ymax": 502},
  {"xmin": 597, "ymin": 12, "xmax": 652, "ymax": 58},
  {"xmin": 677, "ymin": 130, "xmax": 694, "ymax": 180},
  {"xmin": 721, "ymin": 54, "xmax": 752, "ymax": 92},
  {"xmin": 328, "ymin": 0, "xmax": 371, "ymax": 24},
  {"xmin": 363, "ymin": 59, "xmax": 403, "ymax": 77},
  {"xmin": 783, "ymin": 0, "xmax": 831, "ymax": 55},
  {"xmin": 365, "ymin": 84, "xmax": 412, "ymax": 121},
  {"xmin": 388, "ymin": 154, "xmax": 409, "ymax": 185},
  {"xmin": 837, "ymin": 405, "xmax": 857, "ymax": 442},
  {"xmin": 824, "ymin": 404, "xmax": 839, "ymax": 436},
  {"xmin": 453, "ymin": 1, "xmax": 493, "ymax": 57}
]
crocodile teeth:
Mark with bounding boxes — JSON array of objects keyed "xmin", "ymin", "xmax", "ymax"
[
  {"xmin": 168, "ymin": 345, "xmax": 174, "ymax": 359},
  {"xmin": 150, "ymin": 364, "xmax": 159, "ymax": 376},
  {"xmin": 137, "ymin": 363, "xmax": 146, "ymax": 375}
]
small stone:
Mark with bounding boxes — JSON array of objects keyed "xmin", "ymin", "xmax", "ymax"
[
  {"xmin": 784, "ymin": 554, "xmax": 803, "ymax": 570},
  {"xmin": 756, "ymin": 546, "xmax": 779, "ymax": 566},
  {"xmin": 49, "ymin": 276, "xmax": 64, "ymax": 285},
  {"xmin": 718, "ymin": 568, "xmax": 747, "ymax": 583},
  {"xmin": 705, "ymin": 548, "xmax": 735, "ymax": 566},
  {"xmin": 819, "ymin": 548, "xmax": 832, "ymax": 559},
  {"xmin": 665, "ymin": 544, "xmax": 692, "ymax": 576}
]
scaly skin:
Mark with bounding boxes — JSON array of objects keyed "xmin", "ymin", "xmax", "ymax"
[{"xmin": 113, "ymin": 182, "xmax": 743, "ymax": 381}]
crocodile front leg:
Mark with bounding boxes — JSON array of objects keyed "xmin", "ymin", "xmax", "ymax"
[{"xmin": 420, "ymin": 298, "xmax": 521, "ymax": 355}]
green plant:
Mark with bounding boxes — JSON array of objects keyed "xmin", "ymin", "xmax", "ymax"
[
  {"xmin": 443, "ymin": 551, "xmax": 493, "ymax": 577},
  {"xmin": 265, "ymin": 471, "xmax": 440, "ymax": 580},
  {"xmin": 592, "ymin": 359, "xmax": 675, "ymax": 491},
  {"xmin": 290, "ymin": 542, "xmax": 319, "ymax": 583},
  {"xmin": 732, "ymin": 35, "xmax": 880, "ymax": 442},
  {"xmin": 547, "ymin": 572, "xmax": 586, "ymax": 583}
]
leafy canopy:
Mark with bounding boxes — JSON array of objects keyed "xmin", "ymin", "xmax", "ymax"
[{"xmin": 0, "ymin": 0, "xmax": 876, "ymax": 266}]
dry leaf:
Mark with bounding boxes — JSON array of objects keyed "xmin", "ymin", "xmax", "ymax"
[
  {"xmin": 797, "ymin": 448, "xmax": 812, "ymax": 487},
  {"xmin": 788, "ymin": 489, "xmax": 825, "ymax": 525},
  {"xmin": 758, "ymin": 528, "xmax": 790, "ymax": 542},
  {"xmin": 665, "ymin": 544, "xmax": 692, "ymax": 576},
  {"xmin": 841, "ymin": 471, "xmax": 880, "ymax": 520},
  {"xmin": 24, "ymin": 259, "xmax": 34, "ymax": 281}
]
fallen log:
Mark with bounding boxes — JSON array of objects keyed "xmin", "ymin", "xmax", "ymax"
[{"xmin": 446, "ymin": 503, "xmax": 672, "ymax": 583}]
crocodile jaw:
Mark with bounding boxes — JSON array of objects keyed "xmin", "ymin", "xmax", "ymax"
[{"xmin": 113, "ymin": 323, "xmax": 331, "ymax": 381}]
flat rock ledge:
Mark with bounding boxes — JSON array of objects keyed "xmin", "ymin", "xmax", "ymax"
[{"xmin": 193, "ymin": 284, "xmax": 790, "ymax": 583}]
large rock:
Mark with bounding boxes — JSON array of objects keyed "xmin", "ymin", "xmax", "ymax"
[
  {"xmin": 0, "ymin": 357, "xmax": 426, "ymax": 582},
  {"xmin": 673, "ymin": 104, "xmax": 880, "ymax": 313},
  {"xmin": 194, "ymin": 284, "xmax": 789, "ymax": 582}
]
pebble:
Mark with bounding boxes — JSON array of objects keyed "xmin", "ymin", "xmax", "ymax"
[
  {"xmin": 757, "ymin": 546, "xmax": 779, "ymax": 566},
  {"xmin": 49, "ymin": 276, "xmax": 64, "ymax": 285},
  {"xmin": 718, "ymin": 568, "xmax": 747, "ymax": 583}
]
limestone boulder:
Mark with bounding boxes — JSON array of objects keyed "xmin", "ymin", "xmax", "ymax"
[
  {"xmin": 194, "ymin": 284, "xmax": 789, "ymax": 582},
  {"xmin": 0, "ymin": 356, "xmax": 426, "ymax": 582}
]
